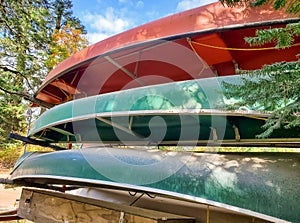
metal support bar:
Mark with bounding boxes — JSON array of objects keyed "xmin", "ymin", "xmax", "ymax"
[
  {"xmin": 104, "ymin": 56, "xmax": 144, "ymax": 86},
  {"xmin": 49, "ymin": 127, "xmax": 74, "ymax": 137},
  {"xmin": 96, "ymin": 116, "xmax": 142, "ymax": 138},
  {"xmin": 206, "ymin": 205, "xmax": 210, "ymax": 223},
  {"xmin": 75, "ymin": 133, "xmax": 82, "ymax": 142},
  {"xmin": 186, "ymin": 38, "xmax": 215, "ymax": 77},
  {"xmin": 70, "ymin": 71, "xmax": 79, "ymax": 86},
  {"xmin": 233, "ymin": 125, "xmax": 241, "ymax": 141},
  {"xmin": 233, "ymin": 60, "xmax": 239, "ymax": 73},
  {"xmin": 129, "ymin": 116, "xmax": 134, "ymax": 130},
  {"xmin": 210, "ymin": 127, "xmax": 218, "ymax": 141}
]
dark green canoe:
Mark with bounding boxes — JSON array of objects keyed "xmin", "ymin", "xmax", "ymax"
[
  {"xmin": 29, "ymin": 77, "xmax": 300, "ymax": 146},
  {"xmin": 10, "ymin": 148, "xmax": 300, "ymax": 222}
]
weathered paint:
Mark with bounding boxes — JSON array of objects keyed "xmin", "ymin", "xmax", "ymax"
[
  {"xmin": 28, "ymin": 77, "xmax": 300, "ymax": 145},
  {"xmin": 34, "ymin": 2, "xmax": 300, "ymax": 105},
  {"xmin": 10, "ymin": 149, "xmax": 300, "ymax": 222}
]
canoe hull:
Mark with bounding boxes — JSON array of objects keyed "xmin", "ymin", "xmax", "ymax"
[
  {"xmin": 34, "ymin": 2, "xmax": 300, "ymax": 106},
  {"xmin": 28, "ymin": 77, "xmax": 300, "ymax": 145},
  {"xmin": 10, "ymin": 148, "xmax": 300, "ymax": 222}
]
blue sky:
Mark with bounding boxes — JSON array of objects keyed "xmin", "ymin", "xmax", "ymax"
[{"xmin": 72, "ymin": 0, "xmax": 216, "ymax": 44}]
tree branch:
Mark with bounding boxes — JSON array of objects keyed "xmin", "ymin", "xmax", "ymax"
[
  {"xmin": 0, "ymin": 65, "xmax": 35, "ymax": 91},
  {"xmin": 0, "ymin": 15, "xmax": 19, "ymax": 37},
  {"xmin": 0, "ymin": 85, "xmax": 54, "ymax": 108}
]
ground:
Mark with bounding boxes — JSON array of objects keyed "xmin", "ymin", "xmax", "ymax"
[{"xmin": 0, "ymin": 169, "xmax": 22, "ymax": 212}]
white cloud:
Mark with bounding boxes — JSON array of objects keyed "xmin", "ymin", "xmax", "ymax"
[
  {"xmin": 176, "ymin": 0, "xmax": 217, "ymax": 11},
  {"xmin": 83, "ymin": 7, "xmax": 131, "ymax": 44},
  {"xmin": 136, "ymin": 1, "xmax": 144, "ymax": 9},
  {"xmin": 146, "ymin": 10, "xmax": 160, "ymax": 19},
  {"xmin": 86, "ymin": 33, "xmax": 110, "ymax": 44}
]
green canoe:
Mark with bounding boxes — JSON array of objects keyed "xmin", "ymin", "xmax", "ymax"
[
  {"xmin": 29, "ymin": 77, "xmax": 300, "ymax": 146},
  {"xmin": 10, "ymin": 148, "xmax": 300, "ymax": 222}
]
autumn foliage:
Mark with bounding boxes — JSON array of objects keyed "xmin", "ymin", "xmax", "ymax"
[{"xmin": 47, "ymin": 24, "xmax": 88, "ymax": 69}]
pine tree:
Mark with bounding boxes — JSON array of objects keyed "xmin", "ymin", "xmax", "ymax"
[
  {"xmin": 220, "ymin": 0, "xmax": 300, "ymax": 14},
  {"xmin": 46, "ymin": 0, "xmax": 88, "ymax": 69},
  {"xmin": 223, "ymin": 60, "xmax": 300, "ymax": 137},
  {"xmin": 0, "ymin": 0, "xmax": 50, "ymax": 144},
  {"xmin": 221, "ymin": 0, "xmax": 300, "ymax": 137},
  {"xmin": 0, "ymin": 0, "xmax": 87, "ymax": 145}
]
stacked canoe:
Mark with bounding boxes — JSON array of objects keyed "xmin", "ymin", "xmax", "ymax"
[{"xmin": 9, "ymin": 2, "xmax": 300, "ymax": 222}]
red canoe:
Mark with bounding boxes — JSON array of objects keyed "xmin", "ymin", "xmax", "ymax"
[{"xmin": 36, "ymin": 2, "xmax": 300, "ymax": 106}]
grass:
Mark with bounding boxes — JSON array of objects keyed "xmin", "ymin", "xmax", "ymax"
[
  {"xmin": 0, "ymin": 143, "xmax": 23, "ymax": 169},
  {"xmin": 157, "ymin": 146, "xmax": 300, "ymax": 153},
  {"xmin": 0, "ymin": 143, "xmax": 52, "ymax": 170}
]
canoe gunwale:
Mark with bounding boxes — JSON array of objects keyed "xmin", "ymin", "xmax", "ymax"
[
  {"xmin": 28, "ymin": 109, "xmax": 300, "ymax": 147},
  {"xmin": 28, "ymin": 109, "xmax": 270, "ymax": 136},
  {"xmin": 32, "ymin": 138, "xmax": 300, "ymax": 147}
]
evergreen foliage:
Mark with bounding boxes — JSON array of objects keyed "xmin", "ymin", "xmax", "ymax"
[
  {"xmin": 223, "ymin": 60, "xmax": 300, "ymax": 137},
  {"xmin": 245, "ymin": 22, "xmax": 300, "ymax": 49},
  {"xmin": 0, "ymin": 0, "xmax": 88, "ymax": 146},
  {"xmin": 220, "ymin": 0, "xmax": 300, "ymax": 137},
  {"xmin": 220, "ymin": 0, "xmax": 300, "ymax": 14},
  {"xmin": 0, "ymin": 0, "xmax": 49, "ymax": 144}
]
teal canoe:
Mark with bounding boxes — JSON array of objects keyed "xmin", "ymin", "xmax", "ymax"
[
  {"xmin": 10, "ymin": 148, "xmax": 300, "ymax": 222},
  {"xmin": 29, "ymin": 76, "xmax": 300, "ymax": 146}
]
